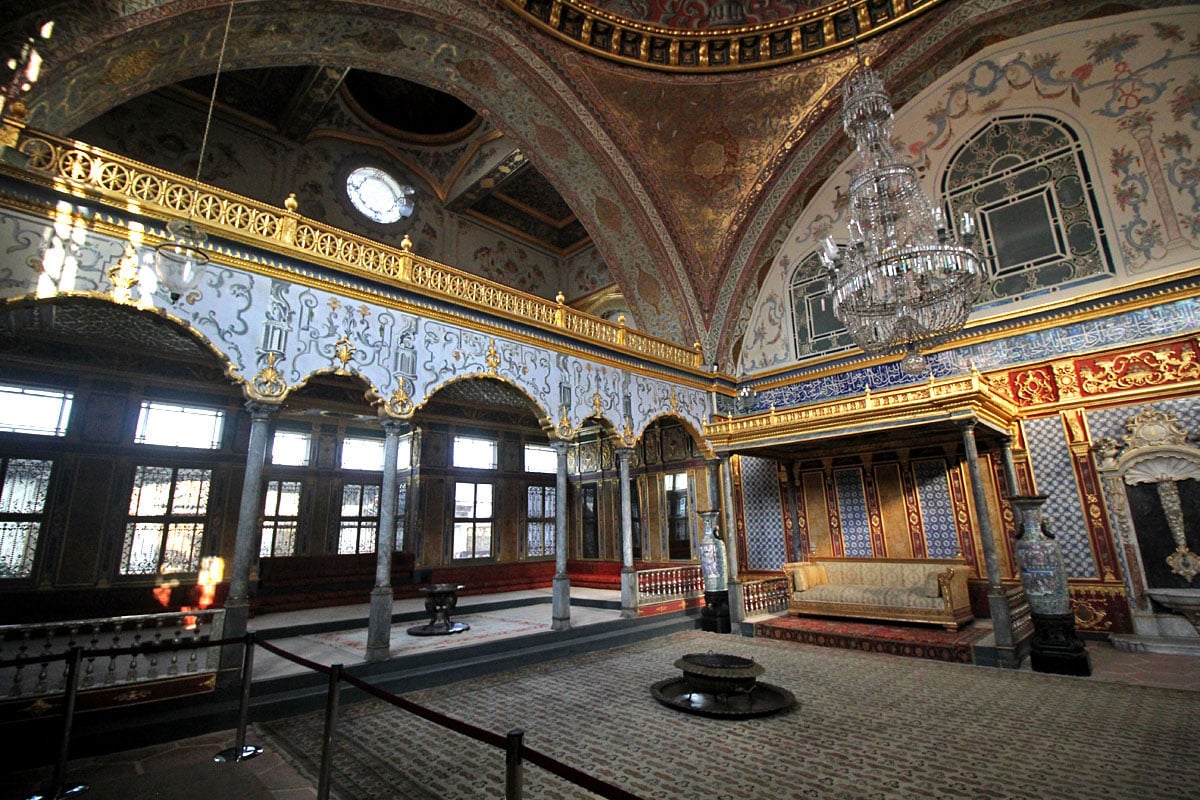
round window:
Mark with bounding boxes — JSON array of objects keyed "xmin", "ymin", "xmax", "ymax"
[{"xmin": 345, "ymin": 166, "xmax": 414, "ymax": 224}]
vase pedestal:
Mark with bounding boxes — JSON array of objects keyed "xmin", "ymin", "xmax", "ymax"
[{"xmin": 1029, "ymin": 612, "xmax": 1092, "ymax": 676}]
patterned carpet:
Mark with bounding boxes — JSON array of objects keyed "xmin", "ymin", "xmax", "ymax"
[
  {"xmin": 257, "ymin": 629, "xmax": 1200, "ymax": 800},
  {"xmin": 755, "ymin": 615, "xmax": 989, "ymax": 663}
]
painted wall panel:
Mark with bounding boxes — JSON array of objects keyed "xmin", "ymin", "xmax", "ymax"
[{"xmin": 874, "ymin": 463, "xmax": 913, "ymax": 558}]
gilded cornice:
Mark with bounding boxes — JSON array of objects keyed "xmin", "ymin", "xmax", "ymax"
[
  {"xmin": 0, "ymin": 127, "xmax": 719, "ymax": 390},
  {"xmin": 704, "ymin": 370, "xmax": 1019, "ymax": 451},
  {"xmin": 503, "ymin": 0, "xmax": 952, "ymax": 73},
  {"xmin": 983, "ymin": 335, "xmax": 1200, "ymax": 416}
]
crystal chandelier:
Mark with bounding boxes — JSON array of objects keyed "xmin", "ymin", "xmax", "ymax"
[
  {"xmin": 819, "ymin": 62, "xmax": 983, "ymax": 375},
  {"xmin": 152, "ymin": 0, "xmax": 235, "ymax": 301}
]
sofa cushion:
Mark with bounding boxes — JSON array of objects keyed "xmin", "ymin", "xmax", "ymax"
[
  {"xmin": 792, "ymin": 568, "xmax": 807, "ymax": 592},
  {"xmin": 799, "ymin": 584, "xmax": 945, "ymax": 610},
  {"xmin": 923, "ymin": 570, "xmax": 943, "ymax": 598},
  {"xmin": 800, "ymin": 563, "xmax": 827, "ymax": 588}
]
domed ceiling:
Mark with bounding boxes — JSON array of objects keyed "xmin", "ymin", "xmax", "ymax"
[{"xmin": 175, "ymin": 66, "xmax": 589, "ymax": 256}]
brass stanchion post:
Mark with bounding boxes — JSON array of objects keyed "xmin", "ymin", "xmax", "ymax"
[{"xmin": 214, "ymin": 631, "xmax": 264, "ymax": 762}]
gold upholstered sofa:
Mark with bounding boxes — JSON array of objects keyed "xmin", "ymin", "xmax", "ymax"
[{"xmin": 781, "ymin": 556, "xmax": 974, "ymax": 630}]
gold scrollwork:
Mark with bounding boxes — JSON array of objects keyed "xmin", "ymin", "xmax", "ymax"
[
  {"xmin": 1053, "ymin": 360, "xmax": 1080, "ymax": 399},
  {"xmin": 384, "ymin": 383, "xmax": 415, "ymax": 419},
  {"xmin": 1071, "ymin": 599, "xmax": 1109, "ymax": 630},
  {"xmin": 556, "ymin": 406, "xmax": 576, "ymax": 440},
  {"xmin": 1013, "ymin": 367, "xmax": 1057, "ymax": 406},
  {"xmin": 333, "ymin": 334, "xmax": 357, "ymax": 372},
  {"xmin": 620, "ymin": 419, "xmax": 636, "ymax": 447},
  {"xmin": 485, "ymin": 338, "xmax": 501, "ymax": 375},
  {"xmin": 1078, "ymin": 347, "xmax": 1200, "ymax": 394},
  {"xmin": 106, "ymin": 244, "xmax": 141, "ymax": 304},
  {"xmin": 250, "ymin": 352, "xmax": 287, "ymax": 400}
]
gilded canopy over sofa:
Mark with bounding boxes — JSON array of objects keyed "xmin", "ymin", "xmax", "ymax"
[{"xmin": 782, "ymin": 557, "xmax": 974, "ymax": 630}]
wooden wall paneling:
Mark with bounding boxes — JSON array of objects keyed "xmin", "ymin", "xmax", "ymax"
[
  {"xmin": 801, "ymin": 470, "xmax": 832, "ymax": 557},
  {"xmin": 861, "ymin": 460, "xmax": 886, "ymax": 557},
  {"xmin": 874, "ymin": 462, "xmax": 914, "ymax": 558},
  {"xmin": 423, "ymin": 478, "xmax": 446, "ymax": 566},
  {"xmin": 57, "ymin": 456, "xmax": 115, "ymax": 587}
]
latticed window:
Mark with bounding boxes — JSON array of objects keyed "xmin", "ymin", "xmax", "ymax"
[
  {"xmin": 944, "ymin": 115, "xmax": 1110, "ymax": 307},
  {"xmin": 453, "ymin": 481, "xmax": 493, "ymax": 559},
  {"xmin": 525, "ymin": 485, "xmax": 556, "ymax": 557},
  {"xmin": 261, "ymin": 480, "xmax": 301, "ymax": 557},
  {"xmin": 789, "ymin": 251, "xmax": 854, "ymax": 359},
  {"xmin": 121, "ymin": 466, "xmax": 211, "ymax": 575},
  {"xmin": 395, "ymin": 483, "xmax": 407, "ymax": 552},
  {"xmin": 0, "ymin": 458, "xmax": 53, "ymax": 578},
  {"xmin": 338, "ymin": 482, "xmax": 379, "ymax": 554}
]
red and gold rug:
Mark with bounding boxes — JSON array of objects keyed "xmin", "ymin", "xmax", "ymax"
[{"xmin": 754, "ymin": 615, "xmax": 990, "ymax": 663}]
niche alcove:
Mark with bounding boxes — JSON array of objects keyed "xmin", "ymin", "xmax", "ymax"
[{"xmin": 1096, "ymin": 409, "xmax": 1200, "ymax": 654}]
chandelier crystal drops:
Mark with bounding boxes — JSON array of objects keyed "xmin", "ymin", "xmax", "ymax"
[{"xmin": 819, "ymin": 64, "xmax": 983, "ymax": 375}]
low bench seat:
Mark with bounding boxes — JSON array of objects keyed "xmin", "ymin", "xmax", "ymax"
[{"xmin": 782, "ymin": 556, "xmax": 974, "ymax": 630}]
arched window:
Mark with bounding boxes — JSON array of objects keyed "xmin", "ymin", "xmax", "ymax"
[
  {"xmin": 943, "ymin": 115, "xmax": 1111, "ymax": 308},
  {"xmin": 345, "ymin": 166, "xmax": 415, "ymax": 224},
  {"xmin": 789, "ymin": 251, "xmax": 853, "ymax": 359}
]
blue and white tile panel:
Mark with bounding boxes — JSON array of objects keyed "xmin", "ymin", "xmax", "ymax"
[
  {"xmin": 834, "ymin": 468, "xmax": 873, "ymax": 557},
  {"xmin": 740, "ymin": 456, "xmax": 786, "ymax": 571},
  {"xmin": 912, "ymin": 459, "xmax": 961, "ymax": 559},
  {"xmin": 1023, "ymin": 416, "xmax": 1098, "ymax": 579}
]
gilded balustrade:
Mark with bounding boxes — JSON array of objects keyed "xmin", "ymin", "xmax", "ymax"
[
  {"xmin": 705, "ymin": 370, "xmax": 1020, "ymax": 448},
  {"xmin": 5, "ymin": 128, "xmax": 703, "ymax": 372}
]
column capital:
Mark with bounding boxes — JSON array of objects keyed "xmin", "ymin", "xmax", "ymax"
[
  {"xmin": 550, "ymin": 438, "xmax": 570, "ymax": 455},
  {"xmin": 614, "ymin": 445, "xmax": 634, "ymax": 463},
  {"xmin": 244, "ymin": 400, "xmax": 280, "ymax": 421},
  {"xmin": 958, "ymin": 418, "xmax": 978, "ymax": 434},
  {"xmin": 379, "ymin": 417, "xmax": 407, "ymax": 435}
]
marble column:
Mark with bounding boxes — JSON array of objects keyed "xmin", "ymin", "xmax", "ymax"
[
  {"xmin": 719, "ymin": 455, "xmax": 744, "ymax": 627},
  {"xmin": 406, "ymin": 426, "xmax": 424, "ymax": 575},
  {"xmin": 961, "ymin": 420, "xmax": 1019, "ymax": 667},
  {"xmin": 220, "ymin": 402, "xmax": 276, "ymax": 676},
  {"xmin": 616, "ymin": 447, "xmax": 637, "ymax": 619},
  {"xmin": 366, "ymin": 418, "xmax": 405, "ymax": 662},
  {"xmin": 551, "ymin": 439, "xmax": 571, "ymax": 631},
  {"xmin": 1000, "ymin": 435, "xmax": 1021, "ymax": 498}
]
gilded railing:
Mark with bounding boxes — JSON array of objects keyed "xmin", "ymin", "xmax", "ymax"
[{"xmin": 6, "ymin": 128, "xmax": 704, "ymax": 371}]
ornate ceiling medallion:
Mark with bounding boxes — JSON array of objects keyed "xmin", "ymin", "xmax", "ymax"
[{"xmin": 503, "ymin": 0, "xmax": 952, "ymax": 72}]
